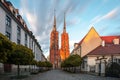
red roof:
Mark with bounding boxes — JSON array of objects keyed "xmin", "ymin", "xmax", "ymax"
[
  {"xmin": 101, "ymin": 36, "xmax": 120, "ymax": 44},
  {"xmin": 88, "ymin": 44, "xmax": 120, "ymax": 55}
]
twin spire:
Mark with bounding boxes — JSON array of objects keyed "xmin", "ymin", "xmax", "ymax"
[
  {"xmin": 53, "ymin": 10, "xmax": 56, "ymax": 31},
  {"xmin": 53, "ymin": 10, "xmax": 66, "ymax": 33},
  {"xmin": 63, "ymin": 13, "xmax": 66, "ymax": 33}
]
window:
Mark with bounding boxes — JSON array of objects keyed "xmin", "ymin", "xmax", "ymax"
[
  {"xmin": 5, "ymin": 15, "xmax": 11, "ymax": 40},
  {"xmin": 17, "ymin": 26, "xmax": 21, "ymax": 36},
  {"xmin": 17, "ymin": 26, "xmax": 21, "ymax": 44},
  {"xmin": 118, "ymin": 59, "xmax": 120, "ymax": 63},
  {"xmin": 25, "ymin": 33, "xmax": 27, "ymax": 46},
  {"xmin": 6, "ymin": 16, "xmax": 11, "ymax": 27},
  {"xmin": 6, "ymin": 31, "xmax": 11, "ymax": 40},
  {"xmin": 82, "ymin": 61, "xmax": 85, "ymax": 68},
  {"xmin": 32, "ymin": 41, "xmax": 33, "ymax": 49},
  {"xmin": 29, "ymin": 38, "xmax": 31, "ymax": 48},
  {"xmin": 17, "ymin": 39, "xmax": 20, "ymax": 44},
  {"xmin": 34, "ymin": 44, "xmax": 35, "ymax": 53}
]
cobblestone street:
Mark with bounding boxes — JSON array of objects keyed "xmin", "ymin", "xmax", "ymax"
[{"xmin": 25, "ymin": 70, "xmax": 119, "ymax": 80}]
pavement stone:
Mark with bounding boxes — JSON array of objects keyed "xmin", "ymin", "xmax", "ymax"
[
  {"xmin": 25, "ymin": 70, "xmax": 120, "ymax": 80},
  {"xmin": 0, "ymin": 70, "xmax": 120, "ymax": 80}
]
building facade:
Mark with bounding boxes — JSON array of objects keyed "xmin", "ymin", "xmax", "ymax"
[
  {"xmin": 50, "ymin": 13, "xmax": 60, "ymax": 68},
  {"xmin": 0, "ymin": 0, "xmax": 46, "ymax": 73},
  {"xmin": 71, "ymin": 27, "xmax": 120, "ymax": 76},
  {"xmin": 60, "ymin": 14, "xmax": 70, "ymax": 61}
]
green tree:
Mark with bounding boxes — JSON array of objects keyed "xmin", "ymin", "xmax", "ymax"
[
  {"xmin": 31, "ymin": 59, "xmax": 38, "ymax": 72},
  {"xmin": 37, "ymin": 61, "xmax": 52, "ymax": 71},
  {"xmin": 0, "ymin": 33, "xmax": 13, "ymax": 63},
  {"xmin": 61, "ymin": 54, "xmax": 82, "ymax": 72},
  {"xmin": 45, "ymin": 61, "xmax": 52, "ymax": 68},
  {"xmin": 10, "ymin": 44, "xmax": 34, "ymax": 76}
]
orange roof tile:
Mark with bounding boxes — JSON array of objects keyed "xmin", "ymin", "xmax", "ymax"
[{"xmin": 101, "ymin": 36, "xmax": 120, "ymax": 44}]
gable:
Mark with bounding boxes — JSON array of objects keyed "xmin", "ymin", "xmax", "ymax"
[{"xmin": 81, "ymin": 27, "xmax": 102, "ymax": 57}]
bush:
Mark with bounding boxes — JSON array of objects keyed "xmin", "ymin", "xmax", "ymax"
[{"xmin": 105, "ymin": 62, "xmax": 120, "ymax": 77}]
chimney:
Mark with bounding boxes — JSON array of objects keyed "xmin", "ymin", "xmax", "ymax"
[
  {"xmin": 15, "ymin": 9, "xmax": 19, "ymax": 14},
  {"xmin": 1, "ymin": 0, "xmax": 5, "ymax": 3},
  {"xmin": 113, "ymin": 38, "xmax": 119, "ymax": 45},
  {"xmin": 102, "ymin": 40, "xmax": 105, "ymax": 47},
  {"xmin": 74, "ymin": 43, "xmax": 78, "ymax": 48}
]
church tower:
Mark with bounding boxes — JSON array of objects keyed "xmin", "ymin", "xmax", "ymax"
[
  {"xmin": 60, "ymin": 13, "xmax": 70, "ymax": 61},
  {"xmin": 50, "ymin": 11, "xmax": 60, "ymax": 68}
]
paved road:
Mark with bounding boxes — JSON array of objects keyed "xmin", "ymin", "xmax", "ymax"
[{"xmin": 25, "ymin": 70, "xmax": 119, "ymax": 80}]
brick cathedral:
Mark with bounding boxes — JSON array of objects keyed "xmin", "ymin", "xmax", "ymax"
[
  {"xmin": 50, "ymin": 13, "xmax": 70, "ymax": 68},
  {"xmin": 60, "ymin": 14, "xmax": 70, "ymax": 61}
]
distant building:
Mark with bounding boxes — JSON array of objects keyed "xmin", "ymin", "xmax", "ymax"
[
  {"xmin": 71, "ymin": 27, "xmax": 120, "ymax": 76},
  {"xmin": 0, "ymin": 0, "xmax": 46, "ymax": 73},
  {"xmin": 60, "ymin": 14, "xmax": 70, "ymax": 61},
  {"xmin": 50, "ymin": 12, "xmax": 60, "ymax": 69}
]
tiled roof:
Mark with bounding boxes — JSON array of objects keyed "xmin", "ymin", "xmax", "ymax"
[
  {"xmin": 88, "ymin": 44, "xmax": 120, "ymax": 55},
  {"xmin": 101, "ymin": 36, "xmax": 120, "ymax": 44}
]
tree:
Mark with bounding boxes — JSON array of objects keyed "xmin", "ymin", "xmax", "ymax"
[
  {"xmin": 45, "ymin": 61, "xmax": 52, "ymax": 68},
  {"xmin": 10, "ymin": 44, "xmax": 34, "ymax": 76},
  {"xmin": 0, "ymin": 33, "xmax": 13, "ymax": 63},
  {"xmin": 61, "ymin": 54, "xmax": 82, "ymax": 72},
  {"xmin": 31, "ymin": 59, "xmax": 38, "ymax": 72},
  {"xmin": 37, "ymin": 61, "xmax": 52, "ymax": 71},
  {"xmin": 105, "ymin": 62, "xmax": 120, "ymax": 77}
]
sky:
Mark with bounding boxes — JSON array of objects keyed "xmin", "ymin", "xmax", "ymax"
[{"xmin": 9, "ymin": 0, "xmax": 120, "ymax": 57}]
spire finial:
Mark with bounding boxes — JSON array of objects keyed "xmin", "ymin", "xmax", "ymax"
[
  {"xmin": 53, "ymin": 9, "xmax": 56, "ymax": 31},
  {"xmin": 63, "ymin": 12, "xmax": 66, "ymax": 33}
]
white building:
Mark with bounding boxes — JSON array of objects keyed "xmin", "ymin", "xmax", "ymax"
[
  {"xmin": 0, "ymin": 0, "xmax": 46, "ymax": 73},
  {"xmin": 71, "ymin": 27, "xmax": 120, "ymax": 76}
]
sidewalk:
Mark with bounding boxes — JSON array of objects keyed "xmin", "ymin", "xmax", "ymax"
[{"xmin": 0, "ymin": 71, "xmax": 30, "ymax": 80}]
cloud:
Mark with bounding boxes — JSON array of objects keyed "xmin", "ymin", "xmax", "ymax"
[
  {"xmin": 67, "ymin": 18, "xmax": 81, "ymax": 26},
  {"xmin": 90, "ymin": 7, "xmax": 120, "ymax": 25},
  {"xmin": 19, "ymin": 0, "xmax": 92, "ymax": 57},
  {"xmin": 103, "ymin": 7, "xmax": 120, "ymax": 20}
]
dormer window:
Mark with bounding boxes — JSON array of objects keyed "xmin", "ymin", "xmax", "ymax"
[
  {"xmin": 113, "ymin": 38, "xmax": 119, "ymax": 45},
  {"xmin": 13, "ymin": 10, "xmax": 16, "ymax": 15}
]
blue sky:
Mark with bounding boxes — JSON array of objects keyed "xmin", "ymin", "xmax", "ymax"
[{"xmin": 9, "ymin": 0, "xmax": 120, "ymax": 57}]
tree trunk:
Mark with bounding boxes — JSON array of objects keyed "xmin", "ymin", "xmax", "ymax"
[
  {"xmin": 17, "ymin": 64, "xmax": 20, "ymax": 77},
  {"xmin": 29, "ymin": 65, "xmax": 30, "ymax": 72},
  {"xmin": 34, "ymin": 65, "xmax": 35, "ymax": 72}
]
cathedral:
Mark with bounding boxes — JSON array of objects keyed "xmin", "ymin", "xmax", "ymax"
[
  {"xmin": 50, "ymin": 13, "xmax": 70, "ymax": 68},
  {"xmin": 60, "ymin": 14, "xmax": 70, "ymax": 61},
  {"xmin": 50, "ymin": 13, "xmax": 60, "ymax": 68}
]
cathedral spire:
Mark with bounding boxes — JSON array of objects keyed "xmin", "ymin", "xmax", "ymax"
[
  {"xmin": 63, "ymin": 13, "xmax": 66, "ymax": 33},
  {"xmin": 53, "ymin": 9, "xmax": 56, "ymax": 31}
]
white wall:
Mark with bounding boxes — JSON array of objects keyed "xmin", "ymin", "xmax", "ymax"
[
  {"xmin": 0, "ymin": 7, "xmax": 6, "ymax": 34},
  {"xmin": 0, "ymin": 2, "xmax": 44, "ymax": 62},
  {"xmin": 11, "ymin": 19, "xmax": 17, "ymax": 43},
  {"xmin": 20, "ymin": 28, "xmax": 25, "ymax": 45}
]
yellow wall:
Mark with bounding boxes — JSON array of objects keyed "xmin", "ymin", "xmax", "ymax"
[{"xmin": 81, "ymin": 27, "xmax": 102, "ymax": 57}]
